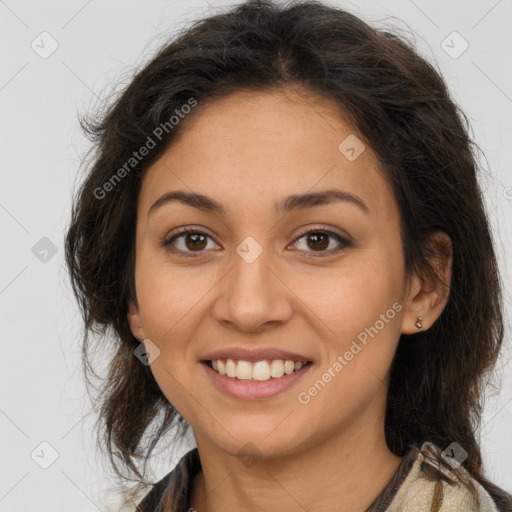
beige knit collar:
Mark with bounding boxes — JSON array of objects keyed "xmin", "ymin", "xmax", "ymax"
[{"xmin": 384, "ymin": 442, "xmax": 499, "ymax": 512}]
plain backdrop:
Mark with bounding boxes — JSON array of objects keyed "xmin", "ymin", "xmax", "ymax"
[{"xmin": 1, "ymin": 0, "xmax": 511, "ymax": 510}]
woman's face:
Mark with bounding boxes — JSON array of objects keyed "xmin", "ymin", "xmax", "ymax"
[{"xmin": 128, "ymin": 87, "xmax": 417, "ymax": 459}]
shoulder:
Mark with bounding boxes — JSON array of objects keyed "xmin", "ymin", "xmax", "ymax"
[
  {"xmin": 474, "ymin": 477, "xmax": 512, "ymax": 512},
  {"xmin": 136, "ymin": 471, "xmax": 173, "ymax": 512},
  {"xmin": 386, "ymin": 442, "xmax": 512, "ymax": 512},
  {"xmin": 136, "ymin": 447, "xmax": 201, "ymax": 512}
]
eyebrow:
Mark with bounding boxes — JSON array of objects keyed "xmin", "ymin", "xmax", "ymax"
[{"xmin": 148, "ymin": 188, "xmax": 370, "ymax": 216}]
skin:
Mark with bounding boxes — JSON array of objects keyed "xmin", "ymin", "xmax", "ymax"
[{"xmin": 127, "ymin": 86, "xmax": 452, "ymax": 512}]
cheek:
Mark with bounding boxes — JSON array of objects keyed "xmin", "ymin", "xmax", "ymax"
[
  {"xmin": 293, "ymin": 248, "xmax": 404, "ymax": 399},
  {"xmin": 134, "ymin": 248, "xmax": 213, "ymax": 344},
  {"xmin": 294, "ymin": 250, "xmax": 403, "ymax": 342},
  {"xmin": 295, "ymin": 300, "xmax": 402, "ymax": 441},
  {"xmin": 133, "ymin": 251, "xmax": 220, "ymax": 414},
  {"xmin": 135, "ymin": 274, "xmax": 201, "ymax": 419}
]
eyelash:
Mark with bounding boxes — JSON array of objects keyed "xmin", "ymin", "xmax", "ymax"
[{"xmin": 159, "ymin": 225, "xmax": 352, "ymax": 259}]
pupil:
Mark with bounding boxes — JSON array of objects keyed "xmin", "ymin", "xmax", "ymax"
[
  {"xmin": 186, "ymin": 233, "xmax": 207, "ymax": 251},
  {"xmin": 309, "ymin": 233, "xmax": 328, "ymax": 250}
]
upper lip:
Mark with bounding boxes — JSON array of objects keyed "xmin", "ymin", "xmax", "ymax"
[{"xmin": 201, "ymin": 347, "xmax": 312, "ymax": 363}]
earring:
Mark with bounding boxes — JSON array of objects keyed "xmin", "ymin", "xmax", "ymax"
[{"xmin": 415, "ymin": 316, "xmax": 423, "ymax": 329}]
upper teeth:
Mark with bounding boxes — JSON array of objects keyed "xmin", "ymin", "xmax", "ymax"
[{"xmin": 211, "ymin": 359, "xmax": 306, "ymax": 381}]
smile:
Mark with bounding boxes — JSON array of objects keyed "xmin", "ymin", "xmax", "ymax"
[
  {"xmin": 208, "ymin": 358, "xmax": 312, "ymax": 381},
  {"xmin": 202, "ymin": 358, "xmax": 313, "ymax": 400}
]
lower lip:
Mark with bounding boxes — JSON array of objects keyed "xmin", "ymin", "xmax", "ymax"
[{"xmin": 202, "ymin": 362, "xmax": 313, "ymax": 400}]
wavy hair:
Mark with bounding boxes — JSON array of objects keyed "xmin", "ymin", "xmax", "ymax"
[{"xmin": 64, "ymin": 0, "xmax": 507, "ymax": 506}]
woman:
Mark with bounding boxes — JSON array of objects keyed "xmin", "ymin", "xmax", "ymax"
[{"xmin": 64, "ymin": 1, "xmax": 512, "ymax": 510}]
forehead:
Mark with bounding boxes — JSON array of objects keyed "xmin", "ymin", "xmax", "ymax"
[{"xmin": 138, "ymin": 87, "xmax": 398, "ymax": 225}]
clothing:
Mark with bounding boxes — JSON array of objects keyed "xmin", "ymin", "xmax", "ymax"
[{"xmin": 136, "ymin": 442, "xmax": 512, "ymax": 511}]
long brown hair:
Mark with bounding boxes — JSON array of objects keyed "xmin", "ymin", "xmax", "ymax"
[{"xmin": 64, "ymin": 0, "xmax": 508, "ymax": 506}]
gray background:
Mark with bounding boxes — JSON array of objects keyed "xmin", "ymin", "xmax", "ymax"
[{"xmin": 1, "ymin": 0, "xmax": 511, "ymax": 510}]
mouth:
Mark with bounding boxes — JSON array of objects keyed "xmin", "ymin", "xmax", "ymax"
[
  {"xmin": 201, "ymin": 357, "xmax": 314, "ymax": 400},
  {"xmin": 202, "ymin": 358, "xmax": 313, "ymax": 382}
]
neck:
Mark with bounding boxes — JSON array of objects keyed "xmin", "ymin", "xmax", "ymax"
[{"xmin": 189, "ymin": 420, "xmax": 402, "ymax": 512}]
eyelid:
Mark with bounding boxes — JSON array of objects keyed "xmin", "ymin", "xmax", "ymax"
[
  {"xmin": 292, "ymin": 224, "xmax": 352, "ymax": 243},
  {"xmin": 160, "ymin": 225, "xmax": 219, "ymax": 257}
]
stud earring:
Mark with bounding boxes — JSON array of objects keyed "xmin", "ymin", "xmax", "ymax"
[{"xmin": 415, "ymin": 316, "xmax": 423, "ymax": 329}]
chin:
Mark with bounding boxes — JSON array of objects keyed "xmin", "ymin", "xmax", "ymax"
[{"xmin": 198, "ymin": 421, "xmax": 311, "ymax": 462}]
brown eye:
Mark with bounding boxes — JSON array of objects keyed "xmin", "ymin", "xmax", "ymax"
[
  {"xmin": 292, "ymin": 228, "xmax": 351, "ymax": 257},
  {"xmin": 304, "ymin": 232, "xmax": 330, "ymax": 251},
  {"xmin": 162, "ymin": 228, "xmax": 218, "ymax": 256},
  {"xmin": 183, "ymin": 232, "xmax": 208, "ymax": 251}
]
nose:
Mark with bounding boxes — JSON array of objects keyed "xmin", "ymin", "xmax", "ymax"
[{"xmin": 212, "ymin": 243, "xmax": 295, "ymax": 333}]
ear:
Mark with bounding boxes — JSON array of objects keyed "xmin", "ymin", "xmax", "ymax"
[
  {"xmin": 127, "ymin": 300, "xmax": 146, "ymax": 342},
  {"xmin": 401, "ymin": 231, "xmax": 453, "ymax": 335}
]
